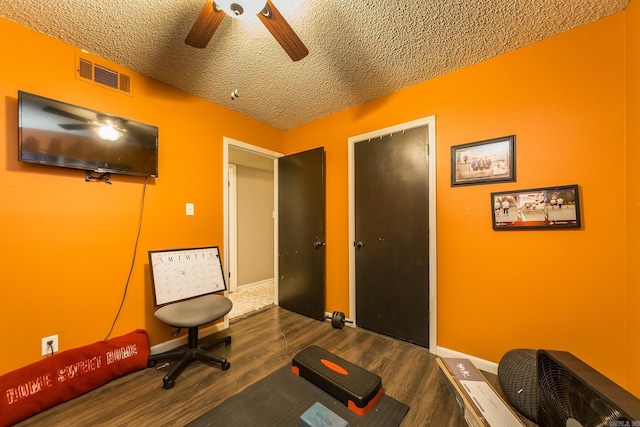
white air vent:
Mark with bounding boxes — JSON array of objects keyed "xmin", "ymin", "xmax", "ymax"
[
  {"xmin": 76, "ymin": 57, "xmax": 131, "ymax": 94},
  {"xmin": 119, "ymin": 74, "xmax": 131, "ymax": 93},
  {"xmin": 78, "ymin": 58, "xmax": 92, "ymax": 80},
  {"xmin": 94, "ymin": 64, "xmax": 119, "ymax": 89}
]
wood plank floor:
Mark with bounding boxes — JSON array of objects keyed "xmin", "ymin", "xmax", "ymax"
[{"xmin": 16, "ymin": 306, "xmax": 535, "ymax": 426}]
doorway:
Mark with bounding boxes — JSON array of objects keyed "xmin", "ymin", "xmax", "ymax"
[
  {"xmin": 348, "ymin": 116, "xmax": 437, "ymax": 351},
  {"xmin": 223, "ymin": 138, "xmax": 282, "ymax": 319}
]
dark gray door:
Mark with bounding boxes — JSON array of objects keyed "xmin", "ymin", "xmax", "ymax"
[
  {"xmin": 355, "ymin": 127, "xmax": 430, "ymax": 346},
  {"xmin": 278, "ymin": 147, "xmax": 326, "ymax": 321}
]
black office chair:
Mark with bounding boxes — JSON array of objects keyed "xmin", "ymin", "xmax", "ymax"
[{"xmin": 147, "ymin": 246, "xmax": 233, "ymax": 389}]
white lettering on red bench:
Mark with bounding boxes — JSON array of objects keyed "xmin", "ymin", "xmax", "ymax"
[
  {"xmin": 4, "ymin": 344, "xmax": 139, "ymax": 406},
  {"xmin": 57, "ymin": 356, "xmax": 103, "ymax": 382},
  {"xmin": 5, "ymin": 374, "xmax": 54, "ymax": 404},
  {"xmin": 106, "ymin": 344, "xmax": 138, "ymax": 364}
]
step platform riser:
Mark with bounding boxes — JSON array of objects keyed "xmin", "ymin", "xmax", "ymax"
[{"xmin": 291, "ymin": 345, "xmax": 383, "ymax": 415}]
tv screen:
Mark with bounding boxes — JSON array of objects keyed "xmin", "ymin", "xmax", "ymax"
[{"xmin": 18, "ymin": 91, "xmax": 158, "ymax": 177}]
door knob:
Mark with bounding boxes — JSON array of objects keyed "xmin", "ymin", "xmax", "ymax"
[
  {"xmin": 314, "ymin": 240, "xmax": 326, "ymax": 248},
  {"xmin": 353, "ymin": 241, "xmax": 363, "ymax": 248}
]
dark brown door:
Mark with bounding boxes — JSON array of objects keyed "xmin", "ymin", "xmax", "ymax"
[
  {"xmin": 354, "ymin": 127, "xmax": 430, "ymax": 346},
  {"xmin": 278, "ymin": 147, "xmax": 326, "ymax": 321}
]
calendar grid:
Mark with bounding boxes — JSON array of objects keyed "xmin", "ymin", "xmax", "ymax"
[{"xmin": 149, "ymin": 246, "xmax": 226, "ymax": 306}]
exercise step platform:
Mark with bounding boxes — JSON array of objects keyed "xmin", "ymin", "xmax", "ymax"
[{"xmin": 291, "ymin": 345, "xmax": 383, "ymax": 415}]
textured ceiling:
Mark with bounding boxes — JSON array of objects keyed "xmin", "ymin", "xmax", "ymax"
[{"xmin": 0, "ymin": 0, "xmax": 629, "ymax": 130}]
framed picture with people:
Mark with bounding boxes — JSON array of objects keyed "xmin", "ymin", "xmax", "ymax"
[
  {"xmin": 451, "ymin": 135, "xmax": 516, "ymax": 186},
  {"xmin": 491, "ymin": 184, "xmax": 581, "ymax": 230}
]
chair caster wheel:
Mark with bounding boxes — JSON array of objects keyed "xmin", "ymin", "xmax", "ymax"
[
  {"xmin": 163, "ymin": 377, "xmax": 175, "ymax": 389},
  {"xmin": 148, "ymin": 359, "xmax": 157, "ymax": 368},
  {"xmin": 222, "ymin": 360, "xmax": 231, "ymax": 370}
]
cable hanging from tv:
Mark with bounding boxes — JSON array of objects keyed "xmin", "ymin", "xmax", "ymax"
[{"xmin": 86, "ymin": 170, "xmax": 112, "ymax": 184}]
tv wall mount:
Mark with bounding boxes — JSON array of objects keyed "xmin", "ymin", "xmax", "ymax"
[{"xmin": 85, "ymin": 170, "xmax": 112, "ymax": 184}]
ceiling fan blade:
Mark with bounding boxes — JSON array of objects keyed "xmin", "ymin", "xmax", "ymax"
[
  {"xmin": 258, "ymin": 0, "xmax": 308, "ymax": 61},
  {"xmin": 185, "ymin": 0, "xmax": 226, "ymax": 48},
  {"xmin": 43, "ymin": 106, "xmax": 90, "ymax": 123},
  {"xmin": 58, "ymin": 123, "xmax": 95, "ymax": 130}
]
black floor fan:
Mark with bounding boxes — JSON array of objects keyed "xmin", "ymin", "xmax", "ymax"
[{"xmin": 538, "ymin": 350, "xmax": 640, "ymax": 426}]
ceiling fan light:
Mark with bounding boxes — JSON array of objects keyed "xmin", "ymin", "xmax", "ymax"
[
  {"xmin": 96, "ymin": 124, "xmax": 122, "ymax": 141},
  {"xmin": 215, "ymin": 0, "xmax": 267, "ymax": 19}
]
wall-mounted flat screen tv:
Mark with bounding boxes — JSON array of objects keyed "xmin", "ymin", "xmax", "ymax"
[{"xmin": 18, "ymin": 91, "xmax": 158, "ymax": 178}]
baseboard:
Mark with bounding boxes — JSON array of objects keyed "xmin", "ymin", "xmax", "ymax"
[
  {"xmin": 150, "ymin": 322, "xmax": 227, "ymax": 355},
  {"xmin": 436, "ymin": 346, "xmax": 499, "ymax": 375}
]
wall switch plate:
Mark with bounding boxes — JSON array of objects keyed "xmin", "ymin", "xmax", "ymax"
[
  {"xmin": 186, "ymin": 202, "xmax": 195, "ymax": 216},
  {"xmin": 41, "ymin": 334, "xmax": 58, "ymax": 356}
]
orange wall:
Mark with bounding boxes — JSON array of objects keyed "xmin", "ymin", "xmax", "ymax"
[
  {"xmin": 2, "ymin": 8, "xmax": 638, "ymax": 398},
  {"xmin": 0, "ymin": 18, "xmax": 283, "ymax": 374},
  {"xmin": 285, "ymin": 12, "xmax": 635, "ymax": 394},
  {"xmin": 626, "ymin": 0, "xmax": 640, "ymax": 395}
]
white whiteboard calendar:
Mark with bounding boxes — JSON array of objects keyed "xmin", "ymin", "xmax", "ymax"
[{"xmin": 149, "ymin": 246, "xmax": 227, "ymax": 306}]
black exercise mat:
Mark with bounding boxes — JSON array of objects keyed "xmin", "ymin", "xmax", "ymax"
[{"xmin": 187, "ymin": 365, "xmax": 410, "ymax": 427}]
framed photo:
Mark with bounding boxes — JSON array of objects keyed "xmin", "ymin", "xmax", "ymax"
[
  {"xmin": 451, "ymin": 135, "xmax": 516, "ymax": 186},
  {"xmin": 492, "ymin": 184, "xmax": 581, "ymax": 230}
]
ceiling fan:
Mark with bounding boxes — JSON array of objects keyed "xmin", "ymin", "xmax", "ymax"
[
  {"xmin": 185, "ymin": 0, "xmax": 308, "ymax": 61},
  {"xmin": 43, "ymin": 106, "xmax": 126, "ymax": 141}
]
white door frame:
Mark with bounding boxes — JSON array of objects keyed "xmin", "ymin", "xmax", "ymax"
[
  {"xmin": 227, "ymin": 163, "xmax": 238, "ymax": 292},
  {"xmin": 347, "ymin": 116, "xmax": 438, "ymax": 353},
  {"xmin": 223, "ymin": 137, "xmax": 282, "ymax": 302}
]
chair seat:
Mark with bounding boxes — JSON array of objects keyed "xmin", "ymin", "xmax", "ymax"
[{"xmin": 154, "ymin": 294, "xmax": 233, "ymax": 328}]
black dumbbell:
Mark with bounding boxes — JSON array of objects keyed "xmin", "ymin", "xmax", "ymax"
[{"xmin": 325, "ymin": 311, "xmax": 354, "ymax": 329}]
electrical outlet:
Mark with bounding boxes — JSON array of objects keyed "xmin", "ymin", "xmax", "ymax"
[
  {"xmin": 186, "ymin": 202, "xmax": 195, "ymax": 216},
  {"xmin": 41, "ymin": 334, "xmax": 58, "ymax": 356}
]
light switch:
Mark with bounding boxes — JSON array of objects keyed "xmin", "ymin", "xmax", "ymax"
[{"xmin": 186, "ymin": 203, "xmax": 195, "ymax": 216}]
